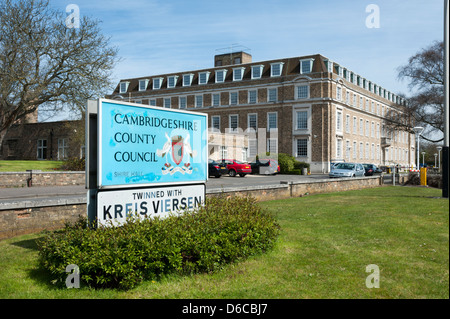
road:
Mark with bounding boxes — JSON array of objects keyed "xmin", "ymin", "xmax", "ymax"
[{"xmin": 0, "ymin": 173, "xmax": 330, "ymax": 201}]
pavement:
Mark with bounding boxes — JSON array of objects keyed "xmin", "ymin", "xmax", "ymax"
[{"xmin": 0, "ymin": 173, "xmax": 330, "ymax": 207}]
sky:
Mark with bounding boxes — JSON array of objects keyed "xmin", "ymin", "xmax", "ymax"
[{"xmin": 49, "ymin": 0, "xmax": 444, "ymax": 120}]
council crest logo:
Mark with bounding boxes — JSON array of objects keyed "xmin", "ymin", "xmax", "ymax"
[{"xmin": 156, "ymin": 132, "xmax": 197, "ymax": 175}]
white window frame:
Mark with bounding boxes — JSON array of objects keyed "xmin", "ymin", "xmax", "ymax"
[
  {"xmin": 138, "ymin": 79, "xmax": 149, "ymax": 91},
  {"xmin": 211, "ymin": 115, "xmax": 220, "ymax": 132},
  {"xmin": 120, "ymin": 81, "xmax": 130, "ymax": 94},
  {"xmin": 179, "ymin": 96, "xmax": 187, "ymax": 109},
  {"xmin": 267, "ymin": 112, "xmax": 278, "ymax": 132},
  {"xmin": 296, "ymin": 85, "xmax": 309, "ymax": 99},
  {"xmin": 182, "ymin": 73, "xmax": 194, "ymax": 87},
  {"xmin": 336, "ymin": 138, "xmax": 343, "ymax": 159},
  {"xmin": 163, "ymin": 97, "xmax": 171, "ymax": 108},
  {"xmin": 300, "ymin": 58, "xmax": 314, "ymax": 74},
  {"xmin": 195, "ymin": 95, "xmax": 203, "ymax": 108},
  {"xmin": 267, "ymin": 138, "xmax": 278, "ymax": 154},
  {"xmin": 336, "ymin": 110, "xmax": 343, "ymax": 133},
  {"xmin": 233, "ymin": 67, "xmax": 245, "ymax": 81},
  {"xmin": 229, "ymin": 114, "xmax": 239, "ymax": 133},
  {"xmin": 268, "ymin": 88, "xmax": 277, "ymax": 102},
  {"xmin": 251, "ymin": 65, "xmax": 264, "ymax": 79},
  {"xmin": 57, "ymin": 138, "xmax": 68, "ymax": 160},
  {"xmin": 296, "ymin": 138, "xmax": 308, "ymax": 157},
  {"xmin": 296, "ymin": 110, "xmax": 308, "ymax": 130},
  {"xmin": 167, "ymin": 75, "xmax": 179, "ymax": 89},
  {"xmin": 270, "ymin": 62, "xmax": 284, "ymax": 77},
  {"xmin": 198, "ymin": 71, "xmax": 210, "ymax": 85},
  {"xmin": 229, "ymin": 91, "xmax": 238, "ymax": 106},
  {"xmin": 212, "ymin": 93, "xmax": 220, "ymax": 107},
  {"xmin": 247, "ymin": 113, "xmax": 258, "ymax": 131},
  {"xmin": 215, "ymin": 69, "xmax": 227, "ymax": 83},
  {"xmin": 248, "ymin": 90, "xmax": 257, "ymax": 104},
  {"xmin": 153, "ymin": 77, "xmax": 163, "ymax": 90}
]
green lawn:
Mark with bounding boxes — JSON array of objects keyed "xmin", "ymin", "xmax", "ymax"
[
  {"xmin": 0, "ymin": 160, "xmax": 63, "ymax": 172},
  {"xmin": 0, "ymin": 186, "xmax": 448, "ymax": 298}
]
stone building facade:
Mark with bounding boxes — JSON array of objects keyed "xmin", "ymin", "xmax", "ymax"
[
  {"xmin": 0, "ymin": 120, "xmax": 84, "ymax": 161},
  {"xmin": 107, "ymin": 52, "xmax": 414, "ymax": 173}
]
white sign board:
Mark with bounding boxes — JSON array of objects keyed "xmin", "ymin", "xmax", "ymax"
[{"xmin": 97, "ymin": 184, "xmax": 205, "ymax": 227}]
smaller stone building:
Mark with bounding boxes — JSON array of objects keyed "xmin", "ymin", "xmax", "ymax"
[{"xmin": 0, "ymin": 120, "xmax": 84, "ymax": 161}]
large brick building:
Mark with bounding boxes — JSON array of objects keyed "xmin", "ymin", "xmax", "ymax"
[{"xmin": 107, "ymin": 52, "xmax": 414, "ymax": 173}]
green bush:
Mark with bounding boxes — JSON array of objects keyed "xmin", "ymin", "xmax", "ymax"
[
  {"xmin": 287, "ymin": 169, "xmax": 302, "ymax": 175},
  {"xmin": 294, "ymin": 161, "xmax": 310, "ymax": 174},
  {"xmin": 59, "ymin": 157, "xmax": 85, "ymax": 171},
  {"xmin": 277, "ymin": 153, "xmax": 296, "ymax": 173},
  {"xmin": 36, "ymin": 195, "xmax": 280, "ymax": 290}
]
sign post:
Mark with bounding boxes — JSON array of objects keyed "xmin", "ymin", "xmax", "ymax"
[{"xmin": 86, "ymin": 99, "xmax": 208, "ymax": 226}]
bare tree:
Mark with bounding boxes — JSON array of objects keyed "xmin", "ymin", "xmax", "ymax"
[
  {"xmin": 0, "ymin": 0, "xmax": 119, "ymax": 145},
  {"xmin": 397, "ymin": 41, "xmax": 444, "ymax": 142}
]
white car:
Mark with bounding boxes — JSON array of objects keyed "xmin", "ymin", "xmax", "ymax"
[{"xmin": 329, "ymin": 163, "xmax": 365, "ymax": 178}]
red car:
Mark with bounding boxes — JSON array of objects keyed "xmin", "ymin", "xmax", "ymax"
[{"xmin": 219, "ymin": 159, "xmax": 252, "ymax": 177}]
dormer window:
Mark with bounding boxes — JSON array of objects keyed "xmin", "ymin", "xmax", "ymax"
[
  {"xmin": 215, "ymin": 69, "xmax": 227, "ymax": 83},
  {"xmin": 183, "ymin": 73, "xmax": 194, "ymax": 87},
  {"xmin": 198, "ymin": 71, "xmax": 210, "ymax": 85},
  {"xmin": 300, "ymin": 58, "xmax": 314, "ymax": 74},
  {"xmin": 270, "ymin": 62, "xmax": 284, "ymax": 77},
  {"xmin": 251, "ymin": 65, "xmax": 264, "ymax": 79},
  {"xmin": 138, "ymin": 79, "xmax": 149, "ymax": 92},
  {"xmin": 119, "ymin": 81, "xmax": 130, "ymax": 93},
  {"xmin": 324, "ymin": 60, "xmax": 333, "ymax": 73},
  {"xmin": 167, "ymin": 75, "xmax": 179, "ymax": 88},
  {"xmin": 233, "ymin": 67, "xmax": 245, "ymax": 81},
  {"xmin": 153, "ymin": 77, "xmax": 163, "ymax": 90}
]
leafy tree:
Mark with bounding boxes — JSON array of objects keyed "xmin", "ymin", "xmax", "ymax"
[
  {"xmin": 397, "ymin": 41, "xmax": 444, "ymax": 142},
  {"xmin": 0, "ymin": 0, "xmax": 119, "ymax": 145}
]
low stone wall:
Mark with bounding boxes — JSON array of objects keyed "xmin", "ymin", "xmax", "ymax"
[
  {"xmin": 0, "ymin": 171, "xmax": 85, "ymax": 188},
  {"xmin": 0, "ymin": 176, "xmax": 382, "ymax": 240}
]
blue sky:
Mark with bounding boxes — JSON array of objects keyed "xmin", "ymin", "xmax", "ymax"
[{"xmin": 52, "ymin": 0, "xmax": 444, "ymax": 102}]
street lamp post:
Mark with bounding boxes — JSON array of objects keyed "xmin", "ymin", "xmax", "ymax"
[
  {"xmin": 437, "ymin": 146, "xmax": 442, "ymax": 170},
  {"xmin": 435, "ymin": 153, "xmax": 438, "ymax": 168},
  {"xmin": 413, "ymin": 127, "xmax": 424, "ymax": 169},
  {"xmin": 422, "ymin": 151, "xmax": 426, "ymax": 167}
]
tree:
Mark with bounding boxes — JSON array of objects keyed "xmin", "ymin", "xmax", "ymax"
[
  {"xmin": 397, "ymin": 41, "xmax": 444, "ymax": 142},
  {"xmin": 0, "ymin": 0, "xmax": 119, "ymax": 146}
]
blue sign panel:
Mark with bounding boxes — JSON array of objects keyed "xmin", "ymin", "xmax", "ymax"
[{"xmin": 98, "ymin": 99, "xmax": 208, "ymax": 188}]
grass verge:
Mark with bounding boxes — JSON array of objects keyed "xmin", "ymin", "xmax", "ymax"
[
  {"xmin": 0, "ymin": 160, "xmax": 63, "ymax": 172},
  {"xmin": 0, "ymin": 186, "xmax": 448, "ymax": 298}
]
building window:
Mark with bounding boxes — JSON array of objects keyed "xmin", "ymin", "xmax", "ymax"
[
  {"xmin": 359, "ymin": 142, "xmax": 364, "ymax": 159},
  {"xmin": 336, "ymin": 138, "xmax": 343, "ymax": 159},
  {"xmin": 296, "ymin": 85, "xmax": 308, "ymax": 99},
  {"xmin": 296, "ymin": 111, "xmax": 308, "ymax": 130},
  {"xmin": 248, "ymin": 113, "xmax": 257, "ymax": 131},
  {"xmin": 270, "ymin": 62, "xmax": 284, "ymax": 77},
  {"xmin": 300, "ymin": 59, "xmax": 314, "ymax": 74},
  {"xmin": 336, "ymin": 86, "xmax": 342, "ymax": 101},
  {"xmin": 212, "ymin": 93, "xmax": 220, "ymax": 107},
  {"xmin": 215, "ymin": 69, "xmax": 227, "ymax": 83},
  {"xmin": 251, "ymin": 65, "xmax": 264, "ymax": 79},
  {"xmin": 345, "ymin": 140, "xmax": 350, "ymax": 159},
  {"xmin": 242, "ymin": 148, "xmax": 248, "ymax": 162},
  {"xmin": 153, "ymin": 77, "xmax": 163, "ymax": 90},
  {"xmin": 229, "ymin": 114, "xmax": 239, "ymax": 132},
  {"xmin": 353, "ymin": 116, "xmax": 357, "ymax": 134},
  {"xmin": 149, "ymin": 99, "xmax": 156, "ymax": 106},
  {"xmin": 268, "ymin": 88, "xmax": 277, "ymax": 102},
  {"xmin": 353, "ymin": 94, "xmax": 357, "ymax": 107},
  {"xmin": 267, "ymin": 138, "xmax": 278, "ymax": 153},
  {"xmin": 248, "ymin": 90, "xmax": 257, "ymax": 104},
  {"xmin": 229, "ymin": 92, "xmax": 238, "ymax": 105},
  {"xmin": 212, "ymin": 116, "xmax": 220, "ymax": 131},
  {"xmin": 163, "ymin": 98, "xmax": 171, "ymax": 108},
  {"xmin": 249, "ymin": 139, "xmax": 257, "ymax": 158},
  {"xmin": 353, "ymin": 141, "xmax": 357, "ymax": 159},
  {"xmin": 198, "ymin": 72, "xmax": 210, "ymax": 85},
  {"xmin": 167, "ymin": 76, "xmax": 178, "ymax": 88},
  {"xmin": 37, "ymin": 139, "xmax": 47, "ymax": 160},
  {"xmin": 267, "ymin": 112, "xmax": 278, "ymax": 131},
  {"xmin": 371, "ymin": 122, "xmax": 375, "ymax": 137},
  {"xmin": 139, "ymin": 79, "xmax": 149, "ymax": 91},
  {"xmin": 179, "ymin": 96, "xmax": 187, "ymax": 109},
  {"xmin": 360, "ymin": 97, "xmax": 363, "ymax": 109},
  {"xmin": 336, "ymin": 110, "xmax": 343, "ymax": 132},
  {"xmin": 183, "ymin": 74, "xmax": 194, "ymax": 86},
  {"xmin": 57, "ymin": 138, "xmax": 68, "ymax": 160},
  {"xmin": 297, "ymin": 139, "xmax": 308, "ymax": 157},
  {"xmin": 195, "ymin": 95, "xmax": 203, "ymax": 108},
  {"xmin": 365, "ymin": 120, "xmax": 369, "ymax": 137},
  {"xmin": 345, "ymin": 114, "xmax": 350, "ymax": 133},
  {"xmin": 233, "ymin": 67, "xmax": 245, "ymax": 81},
  {"xmin": 220, "ymin": 146, "xmax": 228, "ymax": 159},
  {"xmin": 360, "ymin": 119, "xmax": 364, "ymax": 136}
]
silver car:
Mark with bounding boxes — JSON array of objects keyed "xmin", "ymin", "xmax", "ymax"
[{"xmin": 329, "ymin": 163, "xmax": 365, "ymax": 178}]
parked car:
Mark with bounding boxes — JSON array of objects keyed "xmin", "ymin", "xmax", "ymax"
[
  {"xmin": 250, "ymin": 159, "xmax": 280, "ymax": 175},
  {"xmin": 208, "ymin": 159, "xmax": 229, "ymax": 178},
  {"xmin": 219, "ymin": 159, "xmax": 252, "ymax": 177},
  {"xmin": 329, "ymin": 162, "xmax": 365, "ymax": 178},
  {"xmin": 363, "ymin": 164, "xmax": 382, "ymax": 176}
]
